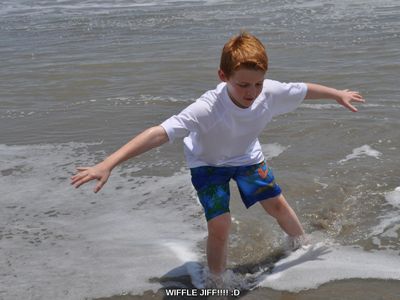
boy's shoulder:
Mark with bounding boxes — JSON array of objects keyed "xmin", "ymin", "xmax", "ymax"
[
  {"xmin": 200, "ymin": 82, "xmax": 226, "ymax": 100},
  {"xmin": 200, "ymin": 80, "xmax": 292, "ymax": 100},
  {"xmin": 263, "ymin": 79, "xmax": 288, "ymax": 93},
  {"xmin": 181, "ymin": 83, "xmax": 226, "ymax": 119},
  {"xmin": 192, "ymin": 82, "xmax": 227, "ymax": 109},
  {"xmin": 262, "ymin": 79, "xmax": 307, "ymax": 99}
]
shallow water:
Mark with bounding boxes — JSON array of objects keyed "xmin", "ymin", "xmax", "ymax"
[{"xmin": 1, "ymin": 0, "xmax": 399, "ymax": 299}]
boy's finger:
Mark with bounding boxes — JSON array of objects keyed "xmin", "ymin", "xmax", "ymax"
[
  {"xmin": 71, "ymin": 172, "xmax": 89, "ymax": 184},
  {"xmin": 71, "ymin": 173, "xmax": 84, "ymax": 181},
  {"xmin": 74, "ymin": 175, "xmax": 93, "ymax": 188},
  {"xmin": 70, "ymin": 168, "xmax": 88, "ymax": 180},
  {"xmin": 347, "ymin": 103, "xmax": 358, "ymax": 112},
  {"xmin": 76, "ymin": 167, "xmax": 90, "ymax": 171},
  {"xmin": 94, "ymin": 180, "xmax": 106, "ymax": 193},
  {"xmin": 71, "ymin": 176, "xmax": 84, "ymax": 185},
  {"xmin": 73, "ymin": 177, "xmax": 86, "ymax": 188}
]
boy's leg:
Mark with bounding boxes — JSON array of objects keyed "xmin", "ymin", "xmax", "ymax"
[
  {"xmin": 260, "ymin": 193, "xmax": 304, "ymax": 237},
  {"xmin": 190, "ymin": 166, "xmax": 234, "ymax": 275},
  {"xmin": 206, "ymin": 212, "xmax": 231, "ymax": 275},
  {"xmin": 235, "ymin": 161, "xmax": 304, "ymax": 237}
]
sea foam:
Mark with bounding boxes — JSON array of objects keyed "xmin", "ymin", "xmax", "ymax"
[
  {"xmin": 258, "ymin": 242, "xmax": 400, "ymax": 292},
  {"xmin": 338, "ymin": 144, "xmax": 382, "ymax": 164},
  {"xmin": 0, "ymin": 143, "xmax": 205, "ymax": 299},
  {"xmin": 261, "ymin": 143, "xmax": 289, "ymax": 160},
  {"xmin": 386, "ymin": 186, "xmax": 400, "ymax": 209},
  {"xmin": 369, "ymin": 187, "xmax": 400, "ymax": 247}
]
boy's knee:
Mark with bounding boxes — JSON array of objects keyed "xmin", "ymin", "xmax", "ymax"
[
  {"xmin": 261, "ymin": 195, "xmax": 290, "ymax": 218},
  {"xmin": 207, "ymin": 213, "xmax": 231, "ymax": 241}
]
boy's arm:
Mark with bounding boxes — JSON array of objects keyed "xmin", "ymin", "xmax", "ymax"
[
  {"xmin": 305, "ymin": 83, "xmax": 365, "ymax": 112},
  {"xmin": 71, "ymin": 125, "xmax": 169, "ymax": 193}
]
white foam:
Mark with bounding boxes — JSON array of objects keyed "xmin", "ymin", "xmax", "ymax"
[
  {"xmin": 300, "ymin": 103, "xmax": 384, "ymax": 110},
  {"xmin": 385, "ymin": 186, "xmax": 400, "ymax": 209},
  {"xmin": 300, "ymin": 103, "xmax": 342, "ymax": 110},
  {"xmin": 157, "ymin": 241, "xmax": 205, "ymax": 289},
  {"xmin": 313, "ymin": 177, "xmax": 329, "ymax": 189},
  {"xmin": 338, "ymin": 145, "xmax": 382, "ymax": 164},
  {"xmin": 0, "ymin": 0, "xmax": 228, "ymax": 17},
  {"xmin": 2, "ymin": 143, "xmax": 399, "ymax": 298},
  {"xmin": 163, "ymin": 241, "xmax": 198, "ymax": 263},
  {"xmin": 259, "ymin": 243, "xmax": 400, "ymax": 292},
  {"xmin": 369, "ymin": 187, "xmax": 400, "ymax": 244},
  {"xmin": 0, "ymin": 143, "xmax": 206, "ymax": 299},
  {"xmin": 371, "ymin": 212, "xmax": 400, "ymax": 237},
  {"xmin": 261, "ymin": 143, "xmax": 289, "ymax": 160}
]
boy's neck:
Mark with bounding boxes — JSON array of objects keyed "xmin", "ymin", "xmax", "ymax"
[{"xmin": 227, "ymin": 89, "xmax": 248, "ymax": 109}]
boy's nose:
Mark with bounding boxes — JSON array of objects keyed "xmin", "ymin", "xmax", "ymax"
[{"xmin": 246, "ymin": 86, "xmax": 257, "ymax": 97}]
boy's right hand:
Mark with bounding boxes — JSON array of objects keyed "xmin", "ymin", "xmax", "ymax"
[{"xmin": 70, "ymin": 162, "xmax": 111, "ymax": 193}]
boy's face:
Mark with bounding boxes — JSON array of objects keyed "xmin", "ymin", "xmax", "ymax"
[{"xmin": 218, "ymin": 68, "xmax": 265, "ymax": 109}]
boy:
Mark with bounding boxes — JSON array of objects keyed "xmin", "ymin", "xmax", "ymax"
[{"xmin": 71, "ymin": 32, "xmax": 364, "ymax": 288}]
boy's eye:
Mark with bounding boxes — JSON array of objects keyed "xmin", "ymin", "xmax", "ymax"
[{"xmin": 237, "ymin": 83, "xmax": 263, "ymax": 88}]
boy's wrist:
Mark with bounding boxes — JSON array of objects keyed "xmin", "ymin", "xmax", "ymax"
[
  {"xmin": 319, "ymin": 86, "xmax": 342, "ymax": 101},
  {"xmin": 101, "ymin": 158, "xmax": 118, "ymax": 171},
  {"xmin": 306, "ymin": 83, "xmax": 342, "ymax": 101},
  {"xmin": 332, "ymin": 89, "xmax": 343, "ymax": 102}
]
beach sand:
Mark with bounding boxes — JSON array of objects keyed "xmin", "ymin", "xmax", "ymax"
[{"xmin": 94, "ymin": 279, "xmax": 400, "ymax": 300}]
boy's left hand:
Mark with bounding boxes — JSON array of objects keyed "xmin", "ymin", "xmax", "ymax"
[{"xmin": 336, "ymin": 89, "xmax": 365, "ymax": 112}]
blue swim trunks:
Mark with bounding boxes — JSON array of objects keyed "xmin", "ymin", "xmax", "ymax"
[{"xmin": 190, "ymin": 160, "xmax": 282, "ymax": 221}]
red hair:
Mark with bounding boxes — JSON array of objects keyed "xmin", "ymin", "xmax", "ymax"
[{"xmin": 220, "ymin": 32, "xmax": 268, "ymax": 78}]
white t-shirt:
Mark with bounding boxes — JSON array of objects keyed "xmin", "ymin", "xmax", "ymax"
[{"xmin": 161, "ymin": 79, "xmax": 308, "ymax": 168}]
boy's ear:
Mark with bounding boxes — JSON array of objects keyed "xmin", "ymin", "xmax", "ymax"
[{"xmin": 218, "ymin": 69, "xmax": 228, "ymax": 82}]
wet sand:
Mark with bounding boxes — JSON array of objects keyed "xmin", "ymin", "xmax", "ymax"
[{"xmin": 94, "ymin": 279, "xmax": 400, "ymax": 300}]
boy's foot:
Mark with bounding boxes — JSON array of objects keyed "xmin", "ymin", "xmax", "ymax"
[
  {"xmin": 204, "ymin": 269, "xmax": 247, "ymax": 290},
  {"xmin": 286, "ymin": 234, "xmax": 311, "ymax": 252},
  {"xmin": 204, "ymin": 271, "xmax": 224, "ymax": 289}
]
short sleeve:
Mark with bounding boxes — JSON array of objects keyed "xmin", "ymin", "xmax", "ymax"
[
  {"xmin": 160, "ymin": 100, "xmax": 208, "ymax": 143},
  {"xmin": 267, "ymin": 81, "xmax": 308, "ymax": 117},
  {"xmin": 160, "ymin": 114, "xmax": 191, "ymax": 143}
]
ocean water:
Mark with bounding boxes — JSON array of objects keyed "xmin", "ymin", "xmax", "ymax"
[{"xmin": 1, "ymin": 0, "xmax": 399, "ymax": 299}]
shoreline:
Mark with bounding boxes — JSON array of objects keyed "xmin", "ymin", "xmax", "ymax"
[{"xmin": 94, "ymin": 278, "xmax": 400, "ymax": 300}]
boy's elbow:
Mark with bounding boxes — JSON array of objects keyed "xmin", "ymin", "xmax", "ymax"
[
  {"xmin": 150, "ymin": 125, "xmax": 169, "ymax": 145},
  {"xmin": 304, "ymin": 83, "xmax": 318, "ymax": 99}
]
